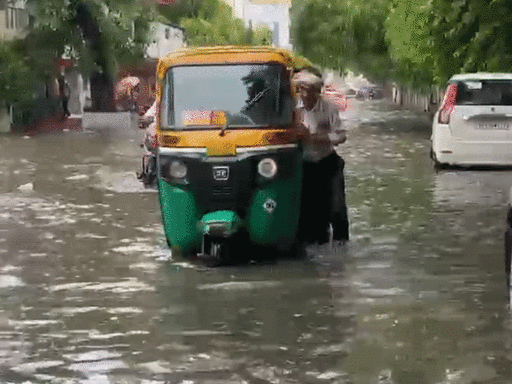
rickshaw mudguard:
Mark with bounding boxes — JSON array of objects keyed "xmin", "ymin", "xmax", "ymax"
[
  {"xmin": 246, "ymin": 161, "xmax": 302, "ymax": 248},
  {"xmin": 199, "ymin": 211, "xmax": 242, "ymax": 237},
  {"xmin": 157, "ymin": 179, "xmax": 202, "ymax": 253}
]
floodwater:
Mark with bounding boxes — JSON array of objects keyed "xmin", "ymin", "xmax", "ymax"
[{"xmin": 1, "ymin": 99, "xmax": 512, "ymax": 384}]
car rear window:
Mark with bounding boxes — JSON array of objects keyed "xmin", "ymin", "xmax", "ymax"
[{"xmin": 457, "ymin": 80, "xmax": 512, "ymax": 105}]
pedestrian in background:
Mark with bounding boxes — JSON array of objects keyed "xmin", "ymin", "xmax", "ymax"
[
  {"xmin": 294, "ymin": 70, "xmax": 349, "ymax": 250},
  {"xmin": 136, "ymin": 100, "xmax": 158, "ymax": 187},
  {"xmin": 57, "ymin": 75, "xmax": 71, "ymax": 119}
]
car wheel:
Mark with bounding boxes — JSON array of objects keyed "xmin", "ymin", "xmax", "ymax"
[{"xmin": 430, "ymin": 148, "xmax": 446, "ymax": 170}]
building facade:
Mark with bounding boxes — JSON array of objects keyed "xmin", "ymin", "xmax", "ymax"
[
  {"xmin": 0, "ymin": 0, "xmax": 30, "ymax": 132},
  {"xmin": 145, "ymin": 22, "xmax": 186, "ymax": 59},
  {"xmin": 220, "ymin": 0, "xmax": 292, "ymax": 49},
  {"xmin": 0, "ymin": 0, "xmax": 29, "ymax": 41},
  {"xmin": 69, "ymin": 21, "xmax": 186, "ymax": 115}
]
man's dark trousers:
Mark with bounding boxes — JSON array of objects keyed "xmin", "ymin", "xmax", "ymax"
[{"xmin": 299, "ymin": 151, "xmax": 349, "ymax": 245}]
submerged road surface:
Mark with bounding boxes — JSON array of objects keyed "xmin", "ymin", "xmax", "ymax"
[{"xmin": 1, "ymin": 99, "xmax": 512, "ymax": 383}]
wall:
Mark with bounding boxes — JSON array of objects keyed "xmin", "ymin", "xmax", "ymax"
[
  {"xmin": 145, "ymin": 23, "xmax": 186, "ymax": 60},
  {"xmin": 0, "ymin": 103, "xmax": 9, "ymax": 133},
  {"xmin": 384, "ymin": 82, "xmax": 444, "ymax": 117},
  {"xmin": 245, "ymin": 2, "xmax": 291, "ymax": 49},
  {"xmin": 0, "ymin": 0, "xmax": 29, "ymax": 41}
]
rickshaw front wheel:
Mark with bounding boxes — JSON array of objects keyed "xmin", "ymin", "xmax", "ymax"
[{"xmin": 204, "ymin": 239, "xmax": 233, "ymax": 267}]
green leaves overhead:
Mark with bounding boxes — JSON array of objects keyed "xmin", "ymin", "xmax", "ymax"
[
  {"xmin": 25, "ymin": 0, "xmax": 153, "ymax": 76},
  {"xmin": 293, "ymin": 0, "xmax": 391, "ymax": 81},
  {"xmin": 180, "ymin": 0, "xmax": 247, "ymax": 46},
  {"xmin": 253, "ymin": 25, "xmax": 273, "ymax": 46},
  {"xmin": 0, "ymin": 40, "xmax": 38, "ymax": 103},
  {"xmin": 293, "ymin": 0, "xmax": 512, "ymax": 90},
  {"xmin": 176, "ymin": 0, "xmax": 270, "ymax": 47},
  {"xmin": 385, "ymin": 0, "xmax": 436, "ymax": 89}
]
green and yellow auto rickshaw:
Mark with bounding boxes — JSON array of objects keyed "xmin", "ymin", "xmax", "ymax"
[{"xmin": 154, "ymin": 46, "xmax": 311, "ymax": 261}]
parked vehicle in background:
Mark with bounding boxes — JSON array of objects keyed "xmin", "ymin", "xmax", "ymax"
[
  {"xmin": 355, "ymin": 85, "xmax": 383, "ymax": 100},
  {"xmin": 323, "ymin": 84, "xmax": 348, "ymax": 112},
  {"xmin": 505, "ymin": 187, "xmax": 512, "ymax": 289},
  {"xmin": 431, "ymin": 73, "xmax": 512, "ymax": 168}
]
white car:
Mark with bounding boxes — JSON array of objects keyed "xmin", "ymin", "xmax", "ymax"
[
  {"xmin": 506, "ymin": 187, "xmax": 512, "ymax": 289},
  {"xmin": 431, "ymin": 73, "xmax": 512, "ymax": 167}
]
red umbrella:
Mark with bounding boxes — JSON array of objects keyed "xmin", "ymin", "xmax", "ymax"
[{"xmin": 115, "ymin": 76, "xmax": 140, "ymax": 98}]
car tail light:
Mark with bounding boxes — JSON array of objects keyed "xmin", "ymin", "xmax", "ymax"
[{"xmin": 438, "ymin": 83, "xmax": 458, "ymax": 124}]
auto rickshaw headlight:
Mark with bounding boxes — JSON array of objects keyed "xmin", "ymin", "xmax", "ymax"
[
  {"xmin": 169, "ymin": 160, "xmax": 188, "ymax": 179},
  {"xmin": 257, "ymin": 158, "xmax": 277, "ymax": 179}
]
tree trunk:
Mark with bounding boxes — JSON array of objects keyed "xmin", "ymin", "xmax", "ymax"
[
  {"xmin": 90, "ymin": 71, "xmax": 116, "ymax": 112},
  {"xmin": 75, "ymin": 2, "xmax": 116, "ymax": 112}
]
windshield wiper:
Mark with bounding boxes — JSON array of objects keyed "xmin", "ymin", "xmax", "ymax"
[{"xmin": 242, "ymin": 87, "xmax": 270, "ymax": 112}]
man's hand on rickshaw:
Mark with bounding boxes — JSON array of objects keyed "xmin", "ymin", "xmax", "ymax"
[
  {"xmin": 144, "ymin": 122, "xmax": 158, "ymax": 150},
  {"xmin": 297, "ymin": 123, "xmax": 310, "ymax": 141},
  {"xmin": 139, "ymin": 116, "xmax": 154, "ymax": 129},
  {"xmin": 309, "ymin": 132, "xmax": 331, "ymax": 144}
]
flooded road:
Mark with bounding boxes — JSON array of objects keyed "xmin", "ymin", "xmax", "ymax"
[{"xmin": 2, "ymin": 99, "xmax": 512, "ymax": 384}]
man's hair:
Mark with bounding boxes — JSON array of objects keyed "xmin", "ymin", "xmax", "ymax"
[{"xmin": 293, "ymin": 70, "xmax": 324, "ymax": 90}]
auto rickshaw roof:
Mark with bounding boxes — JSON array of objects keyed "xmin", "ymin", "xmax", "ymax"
[{"xmin": 156, "ymin": 45, "xmax": 313, "ymax": 79}]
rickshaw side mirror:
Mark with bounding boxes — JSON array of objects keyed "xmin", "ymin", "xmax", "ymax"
[{"xmin": 138, "ymin": 115, "xmax": 154, "ymax": 129}]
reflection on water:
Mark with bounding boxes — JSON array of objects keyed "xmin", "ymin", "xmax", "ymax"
[{"xmin": 0, "ymin": 101, "xmax": 512, "ymax": 383}]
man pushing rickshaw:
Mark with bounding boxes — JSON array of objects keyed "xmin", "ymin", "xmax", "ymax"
[{"xmin": 137, "ymin": 46, "xmax": 349, "ymax": 262}]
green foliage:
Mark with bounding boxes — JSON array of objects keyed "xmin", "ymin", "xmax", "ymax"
[
  {"xmin": 253, "ymin": 25, "xmax": 273, "ymax": 46},
  {"xmin": 24, "ymin": 0, "xmax": 153, "ymax": 76},
  {"xmin": 386, "ymin": 0, "xmax": 512, "ymax": 87},
  {"xmin": 0, "ymin": 0, "xmax": 159, "ymax": 105},
  {"xmin": 293, "ymin": 0, "xmax": 392, "ymax": 81},
  {"xmin": 385, "ymin": 0, "xmax": 436, "ymax": 91},
  {"xmin": 429, "ymin": 0, "xmax": 512, "ymax": 83},
  {"xmin": 178, "ymin": 0, "xmax": 247, "ymax": 46},
  {"xmin": 0, "ymin": 40, "xmax": 38, "ymax": 103},
  {"xmin": 293, "ymin": 0, "xmax": 512, "ymax": 91},
  {"xmin": 156, "ymin": 0, "xmax": 214, "ymax": 24}
]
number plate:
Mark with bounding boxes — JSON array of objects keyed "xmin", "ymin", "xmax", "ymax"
[{"xmin": 477, "ymin": 122, "xmax": 510, "ymax": 130}]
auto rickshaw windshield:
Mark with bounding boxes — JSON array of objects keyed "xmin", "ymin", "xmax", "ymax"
[{"xmin": 160, "ymin": 63, "xmax": 294, "ymax": 129}]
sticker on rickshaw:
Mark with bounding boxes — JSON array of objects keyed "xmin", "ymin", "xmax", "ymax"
[
  {"xmin": 263, "ymin": 198, "xmax": 277, "ymax": 214},
  {"xmin": 182, "ymin": 110, "xmax": 227, "ymax": 126}
]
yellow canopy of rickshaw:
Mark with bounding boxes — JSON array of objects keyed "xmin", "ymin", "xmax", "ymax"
[{"xmin": 156, "ymin": 45, "xmax": 314, "ymax": 79}]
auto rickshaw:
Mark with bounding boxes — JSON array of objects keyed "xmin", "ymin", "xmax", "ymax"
[{"xmin": 154, "ymin": 46, "xmax": 312, "ymax": 261}]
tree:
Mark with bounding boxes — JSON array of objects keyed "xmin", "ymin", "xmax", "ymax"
[
  {"xmin": 385, "ymin": 0, "xmax": 436, "ymax": 91},
  {"xmin": 386, "ymin": 0, "xmax": 512, "ymax": 89},
  {"xmin": 23, "ymin": 0, "xmax": 155, "ymax": 111},
  {"xmin": 179, "ymin": 0, "xmax": 247, "ymax": 46},
  {"xmin": 253, "ymin": 25, "xmax": 273, "ymax": 46},
  {"xmin": 293, "ymin": 0, "xmax": 392, "ymax": 81},
  {"xmin": 0, "ymin": 40, "xmax": 38, "ymax": 104},
  {"xmin": 429, "ymin": 0, "xmax": 512, "ymax": 82}
]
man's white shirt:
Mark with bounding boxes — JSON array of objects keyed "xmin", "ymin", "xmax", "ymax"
[{"xmin": 297, "ymin": 97, "xmax": 346, "ymax": 162}]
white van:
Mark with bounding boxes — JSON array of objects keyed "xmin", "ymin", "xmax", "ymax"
[{"xmin": 431, "ymin": 73, "xmax": 512, "ymax": 167}]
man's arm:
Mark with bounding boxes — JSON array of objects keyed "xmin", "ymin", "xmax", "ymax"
[
  {"xmin": 309, "ymin": 101, "xmax": 346, "ymax": 145},
  {"xmin": 327, "ymin": 102, "xmax": 346, "ymax": 145}
]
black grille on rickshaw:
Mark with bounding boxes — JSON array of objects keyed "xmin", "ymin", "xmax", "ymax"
[
  {"xmin": 212, "ymin": 186, "xmax": 234, "ymax": 196},
  {"xmin": 188, "ymin": 158, "xmax": 253, "ymax": 214}
]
